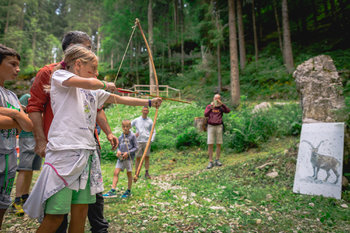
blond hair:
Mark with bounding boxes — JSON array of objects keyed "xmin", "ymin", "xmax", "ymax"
[
  {"xmin": 122, "ymin": 119, "xmax": 131, "ymax": 126},
  {"xmin": 55, "ymin": 44, "xmax": 97, "ymax": 72},
  {"xmin": 45, "ymin": 44, "xmax": 97, "ymax": 92}
]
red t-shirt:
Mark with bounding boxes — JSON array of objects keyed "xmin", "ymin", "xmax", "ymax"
[
  {"xmin": 27, "ymin": 63, "xmax": 102, "ymax": 146},
  {"xmin": 27, "ymin": 63, "xmax": 58, "ymax": 139}
]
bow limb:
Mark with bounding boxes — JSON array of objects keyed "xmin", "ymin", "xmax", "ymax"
[{"xmin": 134, "ymin": 18, "xmax": 159, "ymax": 183}]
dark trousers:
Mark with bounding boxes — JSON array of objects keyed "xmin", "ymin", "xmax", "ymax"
[{"xmin": 55, "ymin": 192, "xmax": 109, "ymax": 233}]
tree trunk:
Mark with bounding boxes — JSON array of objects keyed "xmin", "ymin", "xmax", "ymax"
[
  {"xmin": 148, "ymin": 0, "xmax": 155, "ymax": 94},
  {"xmin": 180, "ymin": 0, "xmax": 185, "ymax": 73},
  {"xmin": 323, "ymin": 0, "xmax": 329, "ymax": 16},
  {"xmin": 237, "ymin": 0, "xmax": 246, "ymax": 70},
  {"xmin": 282, "ymin": 0, "xmax": 294, "ymax": 74},
  {"xmin": 174, "ymin": 0, "xmax": 178, "ymax": 43},
  {"xmin": 111, "ymin": 52, "xmax": 114, "ymax": 70},
  {"xmin": 97, "ymin": 24, "xmax": 101, "ymax": 57},
  {"xmin": 273, "ymin": 0, "xmax": 283, "ymax": 54},
  {"xmin": 217, "ymin": 43, "xmax": 222, "ymax": 92},
  {"xmin": 135, "ymin": 40, "xmax": 140, "ymax": 85},
  {"xmin": 252, "ymin": 0, "xmax": 258, "ymax": 61},
  {"xmin": 329, "ymin": 0, "xmax": 336, "ymax": 21},
  {"xmin": 213, "ymin": 1, "xmax": 222, "ymax": 92},
  {"xmin": 311, "ymin": 0, "xmax": 318, "ymax": 29},
  {"xmin": 4, "ymin": 0, "xmax": 12, "ymax": 35},
  {"xmin": 18, "ymin": 1, "xmax": 25, "ymax": 30},
  {"xmin": 32, "ymin": 30, "xmax": 36, "ymax": 67},
  {"xmin": 167, "ymin": 20, "xmax": 172, "ymax": 71},
  {"xmin": 228, "ymin": 0, "xmax": 240, "ymax": 107}
]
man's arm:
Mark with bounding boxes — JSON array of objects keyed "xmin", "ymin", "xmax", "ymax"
[
  {"xmin": 221, "ymin": 104, "xmax": 231, "ymax": 113},
  {"xmin": 204, "ymin": 105, "xmax": 212, "ymax": 117},
  {"xmin": 29, "ymin": 112, "xmax": 47, "ymax": 157},
  {"xmin": 96, "ymin": 109, "xmax": 118, "ymax": 150}
]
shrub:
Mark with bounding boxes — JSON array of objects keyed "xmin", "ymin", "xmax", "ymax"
[
  {"xmin": 224, "ymin": 103, "xmax": 302, "ymax": 153},
  {"xmin": 175, "ymin": 127, "xmax": 201, "ymax": 149}
]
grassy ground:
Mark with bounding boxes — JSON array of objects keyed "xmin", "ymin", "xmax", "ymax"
[{"xmin": 2, "ymin": 136, "xmax": 349, "ymax": 232}]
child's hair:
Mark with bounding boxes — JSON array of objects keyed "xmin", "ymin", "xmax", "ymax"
[
  {"xmin": 45, "ymin": 44, "xmax": 97, "ymax": 93},
  {"xmin": 0, "ymin": 44, "xmax": 20, "ymax": 64},
  {"xmin": 62, "ymin": 31, "xmax": 92, "ymax": 52},
  {"xmin": 122, "ymin": 120, "xmax": 131, "ymax": 126},
  {"xmin": 56, "ymin": 44, "xmax": 97, "ymax": 71}
]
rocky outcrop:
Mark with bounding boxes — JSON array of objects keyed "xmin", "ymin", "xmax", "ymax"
[
  {"xmin": 293, "ymin": 54, "xmax": 349, "ymax": 172},
  {"xmin": 293, "ymin": 55, "xmax": 345, "ymax": 123}
]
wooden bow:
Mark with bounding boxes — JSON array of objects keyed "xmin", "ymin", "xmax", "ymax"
[{"xmin": 133, "ymin": 18, "xmax": 159, "ymax": 182}]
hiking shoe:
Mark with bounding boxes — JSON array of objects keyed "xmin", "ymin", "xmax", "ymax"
[
  {"xmin": 214, "ymin": 160, "xmax": 222, "ymax": 166},
  {"xmin": 121, "ymin": 190, "xmax": 131, "ymax": 198},
  {"xmin": 145, "ymin": 173, "xmax": 152, "ymax": 179},
  {"xmin": 103, "ymin": 189, "xmax": 117, "ymax": 198},
  {"xmin": 11, "ymin": 202, "xmax": 24, "ymax": 216},
  {"xmin": 207, "ymin": 162, "xmax": 214, "ymax": 169}
]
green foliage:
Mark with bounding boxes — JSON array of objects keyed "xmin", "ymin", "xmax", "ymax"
[
  {"xmin": 225, "ymin": 103, "xmax": 302, "ymax": 152},
  {"xmin": 175, "ymin": 126, "xmax": 205, "ymax": 149}
]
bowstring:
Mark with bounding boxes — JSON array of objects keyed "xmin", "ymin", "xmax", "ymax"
[
  {"xmin": 113, "ymin": 24, "xmax": 137, "ymax": 85},
  {"xmin": 112, "ymin": 23, "xmax": 137, "ymax": 111}
]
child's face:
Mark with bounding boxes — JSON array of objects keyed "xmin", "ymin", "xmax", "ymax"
[
  {"xmin": 76, "ymin": 59, "xmax": 98, "ymax": 78},
  {"xmin": 0, "ymin": 56, "xmax": 20, "ymax": 84},
  {"xmin": 122, "ymin": 122, "xmax": 131, "ymax": 134}
]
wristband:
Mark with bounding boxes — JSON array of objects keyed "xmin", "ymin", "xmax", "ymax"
[
  {"xmin": 148, "ymin": 99, "xmax": 152, "ymax": 107},
  {"xmin": 100, "ymin": 81, "xmax": 106, "ymax": 90}
]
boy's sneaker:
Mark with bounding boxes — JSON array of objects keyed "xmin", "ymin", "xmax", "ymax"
[
  {"xmin": 121, "ymin": 190, "xmax": 131, "ymax": 198},
  {"xmin": 11, "ymin": 202, "xmax": 24, "ymax": 216},
  {"xmin": 214, "ymin": 160, "xmax": 222, "ymax": 166},
  {"xmin": 103, "ymin": 189, "xmax": 117, "ymax": 198},
  {"xmin": 207, "ymin": 162, "xmax": 214, "ymax": 169}
]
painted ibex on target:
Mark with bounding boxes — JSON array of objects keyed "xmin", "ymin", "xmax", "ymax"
[{"xmin": 302, "ymin": 140, "xmax": 340, "ymax": 184}]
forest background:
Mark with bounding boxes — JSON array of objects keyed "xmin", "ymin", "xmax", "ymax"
[
  {"xmin": 0, "ymin": 0, "xmax": 349, "ymax": 106},
  {"xmin": 1, "ymin": 1, "xmax": 350, "ymax": 231}
]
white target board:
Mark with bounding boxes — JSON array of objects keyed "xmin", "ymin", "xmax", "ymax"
[{"xmin": 293, "ymin": 123, "xmax": 344, "ymax": 199}]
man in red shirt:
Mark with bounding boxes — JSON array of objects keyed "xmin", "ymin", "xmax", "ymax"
[
  {"xmin": 27, "ymin": 31, "xmax": 116, "ymax": 233},
  {"xmin": 204, "ymin": 94, "xmax": 231, "ymax": 169}
]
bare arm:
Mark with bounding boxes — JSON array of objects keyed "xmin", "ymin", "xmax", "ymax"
[
  {"xmin": 105, "ymin": 94, "xmax": 162, "ymax": 108},
  {"xmin": 62, "ymin": 76, "xmax": 116, "ymax": 91},
  {"xmin": 28, "ymin": 112, "xmax": 47, "ymax": 157},
  {"xmin": 0, "ymin": 115, "xmax": 20, "ymax": 130},
  {"xmin": 0, "ymin": 106, "xmax": 33, "ymax": 132},
  {"xmin": 96, "ymin": 109, "xmax": 118, "ymax": 150}
]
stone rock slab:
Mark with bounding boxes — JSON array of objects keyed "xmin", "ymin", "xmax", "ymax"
[{"xmin": 293, "ymin": 123, "xmax": 344, "ymax": 199}]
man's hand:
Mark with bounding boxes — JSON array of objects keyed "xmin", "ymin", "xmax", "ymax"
[
  {"xmin": 216, "ymin": 99, "xmax": 223, "ymax": 106},
  {"xmin": 123, "ymin": 152, "xmax": 128, "ymax": 159},
  {"xmin": 35, "ymin": 138, "xmax": 47, "ymax": 158},
  {"xmin": 135, "ymin": 132, "xmax": 139, "ymax": 137},
  {"xmin": 107, "ymin": 133, "xmax": 118, "ymax": 150}
]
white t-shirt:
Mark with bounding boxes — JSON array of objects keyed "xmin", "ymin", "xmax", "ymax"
[
  {"xmin": 47, "ymin": 69, "xmax": 110, "ymax": 151},
  {"xmin": 131, "ymin": 116, "xmax": 155, "ymax": 143}
]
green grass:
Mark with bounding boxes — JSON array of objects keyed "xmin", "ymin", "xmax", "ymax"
[
  {"xmin": 3, "ymin": 136, "xmax": 349, "ymax": 232},
  {"xmin": 100, "ymin": 136, "xmax": 350, "ymax": 232}
]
